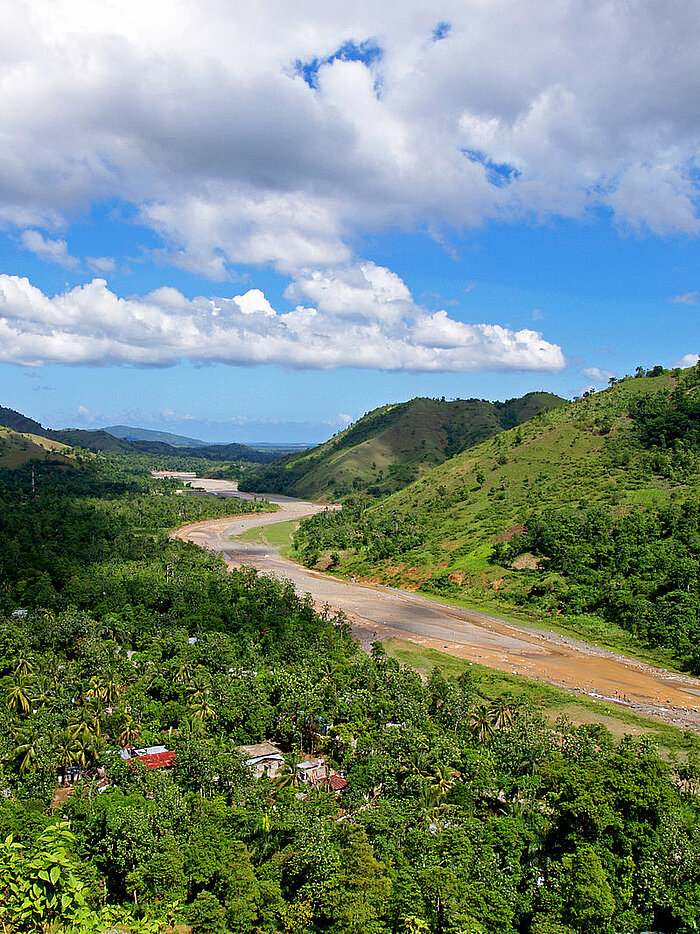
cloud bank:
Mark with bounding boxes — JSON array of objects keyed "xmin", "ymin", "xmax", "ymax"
[
  {"xmin": 2, "ymin": 0, "xmax": 700, "ymax": 281},
  {"xmin": 0, "ymin": 269, "xmax": 564, "ymax": 372}
]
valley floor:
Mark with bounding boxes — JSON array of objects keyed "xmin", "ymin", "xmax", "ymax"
[{"xmin": 171, "ymin": 476, "xmax": 700, "ymax": 733}]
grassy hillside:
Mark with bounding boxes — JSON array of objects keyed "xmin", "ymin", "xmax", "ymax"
[
  {"xmin": 294, "ymin": 366, "xmax": 700, "ymax": 668},
  {"xmin": 240, "ymin": 391, "xmax": 564, "ymax": 500},
  {"xmin": 0, "ymin": 426, "xmax": 75, "ymax": 469}
]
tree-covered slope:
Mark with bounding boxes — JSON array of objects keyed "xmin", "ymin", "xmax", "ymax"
[
  {"xmin": 294, "ymin": 365, "xmax": 700, "ymax": 669},
  {"xmin": 241, "ymin": 392, "xmax": 564, "ymax": 500},
  {"xmin": 1, "ymin": 455, "xmax": 697, "ymax": 933},
  {"xmin": 0, "ymin": 406, "xmax": 46, "ymax": 436}
]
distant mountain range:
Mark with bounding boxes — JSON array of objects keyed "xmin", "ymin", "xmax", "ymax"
[
  {"xmin": 0, "ymin": 407, "xmax": 278, "ymax": 463},
  {"xmin": 103, "ymin": 425, "xmax": 211, "ymax": 447},
  {"xmin": 102, "ymin": 425, "xmax": 310, "ymax": 454}
]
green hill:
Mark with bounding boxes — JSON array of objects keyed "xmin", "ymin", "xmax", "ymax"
[
  {"xmin": 103, "ymin": 424, "xmax": 210, "ymax": 446},
  {"xmin": 0, "ymin": 425, "xmax": 75, "ymax": 469},
  {"xmin": 293, "ymin": 365, "xmax": 700, "ymax": 669},
  {"xmin": 240, "ymin": 392, "xmax": 565, "ymax": 500},
  {"xmin": 0, "ymin": 406, "xmax": 47, "ymax": 436}
]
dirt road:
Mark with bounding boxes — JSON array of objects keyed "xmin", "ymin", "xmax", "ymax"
[{"xmin": 170, "ymin": 476, "xmax": 700, "ymax": 731}]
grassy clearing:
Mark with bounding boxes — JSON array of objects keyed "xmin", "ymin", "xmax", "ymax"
[
  {"xmin": 234, "ymin": 518, "xmax": 300, "ymax": 550},
  {"xmin": 0, "ymin": 426, "xmax": 75, "ymax": 468},
  {"xmin": 384, "ymin": 638, "xmax": 693, "ymax": 756}
]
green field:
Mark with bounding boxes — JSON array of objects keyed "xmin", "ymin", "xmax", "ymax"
[{"xmin": 234, "ymin": 518, "xmax": 300, "ymax": 552}]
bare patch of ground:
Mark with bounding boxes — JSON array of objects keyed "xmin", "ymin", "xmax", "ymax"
[
  {"xmin": 512, "ymin": 553, "xmax": 541, "ymax": 570},
  {"xmin": 493, "ymin": 523, "xmax": 527, "ymax": 543}
]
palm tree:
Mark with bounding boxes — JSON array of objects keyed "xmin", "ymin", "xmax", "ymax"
[
  {"xmin": 401, "ymin": 917, "xmax": 430, "ymax": 934},
  {"xmin": 101, "ymin": 677, "xmax": 120, "ymax": 708},
  {"xmin": 469, "ymin": 704, "xmax": 495, "ymax": 744},
  {"xmin": 178, "ymin": 715, "xmax": 205, "ymax": 738},
  {"xmin": 12, "ymin": 736, "xmax": 37, "ymax": 775},
  {"xmin": 188, "ymin": 669, "xmax": 210, "ymax": 692},
  {"xmin": 85, "ymin": 676, "xmax": 119, "ymax": 710},
  {"xmin": 6, "ymin": 677, "xmax": 33, "ymax": 716},
  {"xmin": 54, "ymin": 730, "xmax": 80, "ymax": 783},
  {"xmin": 418, "ymin": 782, "xmax": 440, "ymax": 813},
  {"xmin": 417, "ymin": 782, "xmax": 453, "ymax": 827},
  {"xmin": 85, "ymin": 677, "xmax": 103, "ymax": 702},
  {"xmin": 190, "ymin": 690, "xmax": 216, "ymax": 723},
  {"xmin": 118, "ymin": 716, "xmax": 141, "ymax": 753},
  {"xmin": 489, "ymin": 697, "xmax": 515, "ymax": 730},
  {"xmin": 31, "ymin": 677, "xmax": 59, "ymax": 711},
  {"xmin": 68, "ymin": 702, "xmax": 101, "ymax": 743},
  {"xmin": 429, "ymin": 762, "xmax": 457, "ymax": 797},
  {"xmin": 71, "ymin": 734, "xmax": 100, "ymax": 772},
  {"xmin": 175, "ymin": 661, "xmax": 194, "ymax": 684},
  {"xmin": 272, "ymin": 760, "xmax": 302, "ymax": 791},
  {"xmin": 14, "ymin": 656, "xmax": 34, "ymax": 679},
  {"xmin": 96, "ymin": 614, "xmax": 126, "ymax": 644}
]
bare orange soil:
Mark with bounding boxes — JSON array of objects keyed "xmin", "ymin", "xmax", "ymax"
[{"xmin": 170, "ymin": 477, "xmax": 700, "ymax": 732}]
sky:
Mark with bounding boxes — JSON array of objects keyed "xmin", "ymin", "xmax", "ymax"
[{"xmin": 0, "ymin": 1, "xmax": 699, "ymax": 443}]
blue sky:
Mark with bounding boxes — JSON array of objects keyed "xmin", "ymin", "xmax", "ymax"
[{"xmin": 0, "ymin": 2, "xmax": 698, "ymax": 443}]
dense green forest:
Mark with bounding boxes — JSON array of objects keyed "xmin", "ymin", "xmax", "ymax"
[{"xmin": 2, "ymin": 455, "xmax": 700, "ymax": 932}]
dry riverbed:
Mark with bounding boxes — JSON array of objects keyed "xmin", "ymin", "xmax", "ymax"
[{"xmin": 169, "ymin": 475, "xmax": 700, "ymax": 732}]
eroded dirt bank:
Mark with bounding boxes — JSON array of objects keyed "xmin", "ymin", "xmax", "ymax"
[{"xmin": 170, "ymin": 477, "xmax": 700, "ymax": 731}]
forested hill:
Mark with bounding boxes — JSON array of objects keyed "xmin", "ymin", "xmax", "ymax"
[
  {"xmin": 0, "ymin": 406, "xmax": 46, "ymax": 436},
  {"xmin": 293, "ymin": 364, "xmax": 700, "ymax": 670},
  {"xmin": 0, "ymin": 406, "xmax": 278, "ymax": 463},
  {"xmin": 240, "ymin": 391, "xmax": 565, "ymax": 500}
]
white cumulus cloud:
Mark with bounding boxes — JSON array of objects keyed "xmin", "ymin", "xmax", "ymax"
[
  {"xmin": 580, "ymin": 366, "xmax": 614, "ymax": 383},
  {"xmin": 20, "ymin": 230, "xmax": 79, "ymax": 269},
  {"xmin": 0, "ymin": 270, "xmax": 565, "ymax": 372},
  {"xmin": 1, "ymin": 0, "xmax": 700, "ymax": 280}
]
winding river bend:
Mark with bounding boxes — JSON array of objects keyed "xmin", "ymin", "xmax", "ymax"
[{"xmin": 168, "ymin": 475, "xmax": 700, "ymax": 732}]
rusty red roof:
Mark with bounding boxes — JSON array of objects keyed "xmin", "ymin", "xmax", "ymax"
[
  {"xmin": 325, "ymin": 774, "xmax": 348, "ymax": 791},
  {"xmin": 129, "ymin": 750, "xmax": 176, "ymax": 770}
]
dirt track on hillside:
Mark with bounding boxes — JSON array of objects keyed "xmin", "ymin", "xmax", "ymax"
[{"xmin": 170, "ymin": 476, "xmax": 700, "ymax": 732}]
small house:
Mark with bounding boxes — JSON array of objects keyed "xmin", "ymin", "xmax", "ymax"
[
  {"xmin": 296, "ymin": 755, "xmax": 328, "ymax": 785},
  {"xmin": 120, "ymin": 745, "xmax": 176, "ymax": 770},
  {"xmin": 238, "ymin": 741, "xmax": 285, "ymax": 779}
]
